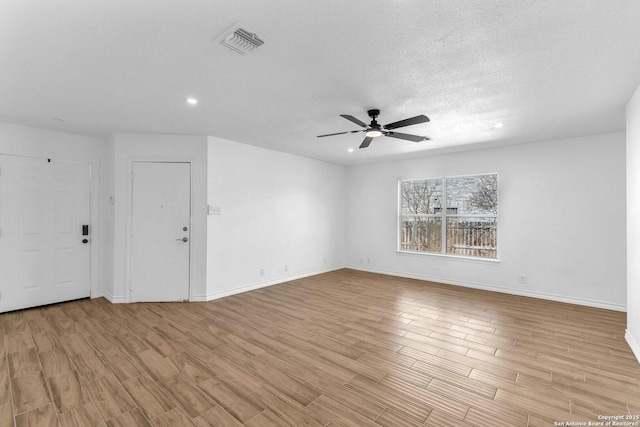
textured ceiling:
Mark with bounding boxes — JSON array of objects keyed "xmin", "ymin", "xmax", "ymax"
[{"xmin": 1, "ymin": 0, "xmax": 640, "ymax": 165}]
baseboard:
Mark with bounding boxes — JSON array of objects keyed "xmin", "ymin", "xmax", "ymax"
[
  {"xmin": 101, "ymin": 290, "xmax": 114, "ymax": 303},
  {"xmin": 101, "ymin": 290, "xmax": 127, "ymax": 304},
  {"xmin": 626, "ymin": 330, "xmax": 640, "ymax": 364},
  {"xmin": 205, "ymin": 265, "xmax": 346, "ymax": 301},
  {"xmin": 99, "ymin": 266, "xmax": 346, "ymax": 304},
  {"xmin": 347, "ymin": 265, "xmax": 627, "ymax": 312}
]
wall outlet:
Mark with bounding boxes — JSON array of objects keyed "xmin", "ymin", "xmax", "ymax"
[
  {"xmin": 208, "ymin": 205, "xmax": 222, "ymax": 215},
  {"xmin": 260, "ymin": 268, "xmax": 265, "ymax": 277},
  {"xmin": 323, "ymin": 257, "xmax": 327, "ymax": 264},
  {"xmin": 285, "ymin": 265, "xmax": 289, "ymax": 272},
  {"xmin": 367, "ymin": 257, "xmax": 371, "ymax": 264},
  {"xmin": 518, "ymin": 274, "xmax": 527, "ymax": 284}
]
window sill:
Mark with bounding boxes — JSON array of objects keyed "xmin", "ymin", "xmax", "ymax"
[{"xmin": 396, "ymin": 250, "xmax": 501, "ymax": 265}]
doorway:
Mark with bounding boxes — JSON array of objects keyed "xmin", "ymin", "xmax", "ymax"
[
  {"xmin": 129, "ymin": 161, "xmax": 191, "ymax": 302},
  {"xmin": 0, "ymin": 155, "xmax": 91, "ymax": 312}
]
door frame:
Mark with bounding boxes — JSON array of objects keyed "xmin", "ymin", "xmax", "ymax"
[
  {"xmin": 125, "ymin": 157, "xmax": 195, "ymax": 303},
  {"xmin": 0, "ymin": 152, "xmax": 100, "ymax": 301}
]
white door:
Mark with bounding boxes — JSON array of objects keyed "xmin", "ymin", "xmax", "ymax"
[
  {"xmin": 0, "ymin": 156, "xmax": 91, "ymax": 313},
  {"xmin": 130, "ymin": 162, "xmax": 191, "ymax": 302}
]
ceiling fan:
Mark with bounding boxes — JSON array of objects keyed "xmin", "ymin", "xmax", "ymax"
[{"xmin": 317, "ymin": 109, "xmax": 431, "ymax": 149}]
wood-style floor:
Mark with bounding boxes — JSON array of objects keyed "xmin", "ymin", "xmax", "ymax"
[{"xmin": 1, "ymin": 269, "xmax": 639, "ymax": 426}]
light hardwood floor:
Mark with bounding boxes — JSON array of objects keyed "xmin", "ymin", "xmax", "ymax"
[{"xmin": 1, "ymin": 269, "xmax": 639, "ymax": 426}]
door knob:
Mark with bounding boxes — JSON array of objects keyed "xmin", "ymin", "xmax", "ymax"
[{"xmin": 177, "ymin": 237, "xmax": 188, "ymax": 242}]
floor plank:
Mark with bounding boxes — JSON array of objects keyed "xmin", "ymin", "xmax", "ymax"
[
  {"xmin": 11, "ymin": 371, "xmax": 51, "ymax": 414},
  {"xmin": 14, "ymin": 403, "xmax": 57, "ymax": 427},
  {"xmin": 48, "ymin": 369, "xmax": 91, "ymax": 414}
]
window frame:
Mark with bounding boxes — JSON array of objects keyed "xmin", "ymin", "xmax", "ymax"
[{"xmin": 398, "ymin": 173, "xmax": 499, "ymax": 261}]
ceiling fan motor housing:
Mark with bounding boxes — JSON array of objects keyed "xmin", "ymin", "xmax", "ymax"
[
  {"xmin": 367, "ymin": 109, "xmax": 380, "ymax": 119},
  {"xmin": 367, "ymin": 109, "xmax": 381, "ymax": 132}
]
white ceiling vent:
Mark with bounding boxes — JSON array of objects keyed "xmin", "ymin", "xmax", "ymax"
[{"xmin": 218, "ymin": 24, "xmax": 264, "ymax": 55}]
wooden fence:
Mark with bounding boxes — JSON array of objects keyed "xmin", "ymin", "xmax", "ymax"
[{"xmin": 401, "ymin": 218, "xmax": 497, "ymax": 258}]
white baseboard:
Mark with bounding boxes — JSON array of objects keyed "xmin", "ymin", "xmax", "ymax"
[
  {"xmin": 205, "ymin": 265, "xmax": 345, "ymax": 301},
  {"xmin": 101, "ymin": 290, "xmax": 127, "ymax": 304},
  {"xmin": 98, "ymin": 266, "xmax": 346, "ymax": 304},
  {"xmin": 626, "ymin": 330, "xmax": 640, "ymax": 364},
  {"xmin": 347, "ymin": 265, "xmax": 627, "ymax": 312}
]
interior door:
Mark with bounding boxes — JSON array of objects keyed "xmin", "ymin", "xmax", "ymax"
[
  {"xmin": 130, "ymin": 162, "xmax": 191, "ymax": 302},
  {"xmin": 0, "ymin": 155, "xmax": 91, "ymax": 313}
]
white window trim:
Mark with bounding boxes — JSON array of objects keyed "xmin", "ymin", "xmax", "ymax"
[
  {"xmin": 396, "ymin": 248, "xmax": 501, "ymax": 264},
  {"xmin": 398, "ymin": 173, "xmax": 499, "ymax": 260}
]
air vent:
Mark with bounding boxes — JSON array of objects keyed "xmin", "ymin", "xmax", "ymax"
[{"xmin": 218, "ymin": 24, "xmax": 264, "ymax": 55}]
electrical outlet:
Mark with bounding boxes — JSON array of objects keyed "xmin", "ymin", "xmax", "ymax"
[
  {"xmin": 519, "ymin": 274, "xmax": 527, "ymax": 284},
  {"xmin": 285, "ymin": 265, "xmax": 289, "ymax": 272},
  {"xmin": 367, "ymin": 257, "xmax": 371, "ymax": 264},
  {"xmin": 208, "ymin": 205, "xmax": 222, "ymax": 215},
  {"xmin": 260, "ymin": 268, "xmax": 265, "ymax": 277},
  {"xmin": 323, "ymin": 257, "xmax": 327, "ymax": 264}
]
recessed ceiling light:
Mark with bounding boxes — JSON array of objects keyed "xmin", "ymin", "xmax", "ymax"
[
  {"xmin": 348, "ymin": 148, "xmax": 354, "ymax": 153},
  {"xmin": 493, "ymin": 123, "xmax": 504, "ymax": 128},
  {"xmin": 186, "ymin": 97, "xmax": 198, "ymax": 105}
]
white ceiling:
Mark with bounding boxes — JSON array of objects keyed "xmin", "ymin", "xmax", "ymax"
[{"xmin": 1, "ymin": 0, "xmax": 640, "ymax": 165}]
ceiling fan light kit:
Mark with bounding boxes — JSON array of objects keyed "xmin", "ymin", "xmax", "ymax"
[{"xmin": 318, "ymin": 109, "xmax": 430, "ymax": 149}]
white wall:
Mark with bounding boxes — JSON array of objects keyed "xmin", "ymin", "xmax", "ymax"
[
  {"xmin": 110, "ymin": 134, "xmax": 208, "ymax": 302},
  {"xmin": 0, "ymin": 122, "xmax": 631, "ymax": 322},
  {"xmin": 0, "ymin": 121, "xmax": 105, "ymax": 299},
  {"xmin": 346, "ymin": 132, "xmax": 627, "ymax": 310},
  {"xmin": 206, "ymin": 136, "xmax": 345, "ymax": 299},
  {"xmin": 100, "ymin": 137, "xmax": 115, "ymax": 299},
  {"xmin": 627, "ymin": 84, "xmax": 640, "ymax": 361}
]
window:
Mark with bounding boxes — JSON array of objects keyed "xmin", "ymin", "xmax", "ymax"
[{"xmin": 399, "ymin": 174, "xmax": 498, "ymax": 259}]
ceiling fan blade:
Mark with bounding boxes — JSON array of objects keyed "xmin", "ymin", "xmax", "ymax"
[
  {"xmin": 359, "ymin": 136, "xmax": 374, "ymax": 149},
  {"xmin": 317, "ymin": 130, "xmax": 362, "ymax": 138},
  {"xmin": 385, "ymin": 131, "xmax": 430, "ymax": 142},
  {"xmin": 384, "ymin": 115, "xmax": 430, "ymax": 130},
  {"xmin": 340, "ymin": 114, "xmax": 368, "ymax": 128}
]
